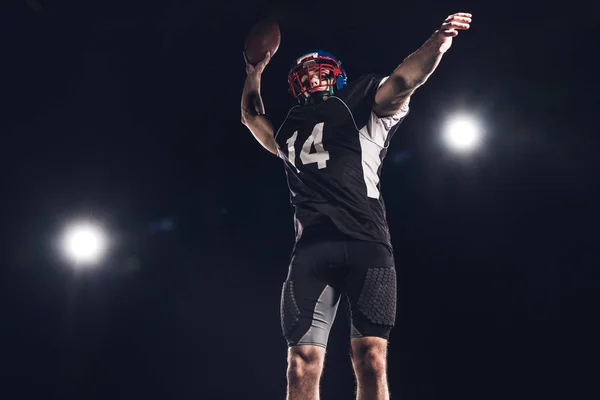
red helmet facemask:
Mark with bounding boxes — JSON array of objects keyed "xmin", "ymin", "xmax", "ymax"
[{"xmin": 287, "ymin": 51, "xmax": 346, "ymax": 102}]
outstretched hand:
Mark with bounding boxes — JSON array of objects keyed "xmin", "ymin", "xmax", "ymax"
[
  {"xmin": 244, "ymin": 51, "xmax": 272, "ymax": 77},
  {"xmin": 434, "ymin": 13, "xmax": 472, "ymax": 53}
]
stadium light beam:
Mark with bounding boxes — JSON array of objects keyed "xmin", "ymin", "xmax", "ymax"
[
  {"xmin": 443, "ymin": 114, "xmax": 483, "ymax": 153},
  {"xmin": 61, "ymin": 221, "xmax": 107, "ymax": 267}
]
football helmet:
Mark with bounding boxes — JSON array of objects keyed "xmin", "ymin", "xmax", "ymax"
[{"xmin": 288, "ymin": 49, "xmax": 348, "ymax": 104}]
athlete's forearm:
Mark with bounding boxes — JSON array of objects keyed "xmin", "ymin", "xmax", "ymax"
[
  {"xmin": 241, "ymin": 73, "xmax": 266, "ymax": 122},
  {"xmin": 240, "ymin": 73, "xmax": 277, "ymax": 155},
  {"xmin": 389, "ymin": 33, "xmax": 445, "ymax": 90}
]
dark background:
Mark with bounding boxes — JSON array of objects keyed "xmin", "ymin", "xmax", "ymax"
[{"xmin": 2, "ymin": 0, "xmax": 598, "ymax": 398}]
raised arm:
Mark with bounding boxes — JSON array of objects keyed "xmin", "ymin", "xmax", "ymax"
[
  {"xmin": 374, "ymin": 12, "xmax": 472, "ymax": 117},
  {"xmin": 241, "ymin": 51, "xmax": 278, "ymax": 155}
]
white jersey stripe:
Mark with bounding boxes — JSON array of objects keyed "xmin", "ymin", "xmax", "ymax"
[{"xmin": 359, "ymin": 77, "xmax": 409, "ymax": 198}]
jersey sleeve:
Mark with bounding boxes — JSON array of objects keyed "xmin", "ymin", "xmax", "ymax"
[
  {"xmin": 371, "ymin": 76, "xmax": 410, "ymax": 130},
  {"xmin": 346, "ymin": 75, "xmax": 409, "ymax": 147}
]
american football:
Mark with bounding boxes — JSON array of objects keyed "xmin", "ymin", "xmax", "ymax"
[{"xmin": 244, "ymin": 18, "xmax": 281, "ymax": 65}]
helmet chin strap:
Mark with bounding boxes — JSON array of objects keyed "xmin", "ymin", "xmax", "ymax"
[
  {"xmin": 308, "ymin": 90, "xmax": 330, "ymax": 104},
  {"xmin": 298, "ymin": 90, "xmax": 329, "ymax": 105},
  {"xmin": 298, "ymin": 79, "xmax": 334, "ymax": 105}
]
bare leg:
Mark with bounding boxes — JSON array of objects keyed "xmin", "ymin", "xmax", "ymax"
[
  {"xmin": 286, "ymin": 344, "xmax": 326, "ymax": 400},
  {"xmin": 350, "ymin": 336, "xmax": 390, "ymax": 400}
]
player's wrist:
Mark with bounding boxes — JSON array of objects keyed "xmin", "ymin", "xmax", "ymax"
[
  {"xmin": 422, "ymin": 31, "xmax": 444, "ymax": 52},
  {"xmin": 246, "ymin": 70, "xmax": 263, "ymax": 81}
]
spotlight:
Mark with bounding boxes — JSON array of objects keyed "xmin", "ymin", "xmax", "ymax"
[
  {"xmin": 61, "ymin": 221, "xmax": 107, "ymax": 267},
  {"xmin": 443, "ymin": 114, "xmax": 483, "ymax": 153}
]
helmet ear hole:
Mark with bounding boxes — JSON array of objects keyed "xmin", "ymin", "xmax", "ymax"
[{"xmin": 336, "ymin": 74, "xmax": 347, "ymax": 90}]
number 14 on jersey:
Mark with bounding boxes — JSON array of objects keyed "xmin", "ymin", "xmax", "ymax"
[{"xmin": 286, "ymin": 122, "xmax": 330, "ymax": 170}]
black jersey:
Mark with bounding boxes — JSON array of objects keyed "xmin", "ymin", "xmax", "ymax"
[{"xmin": 274, "ymin": 74, "xmax": 409, "ymax": 249}]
